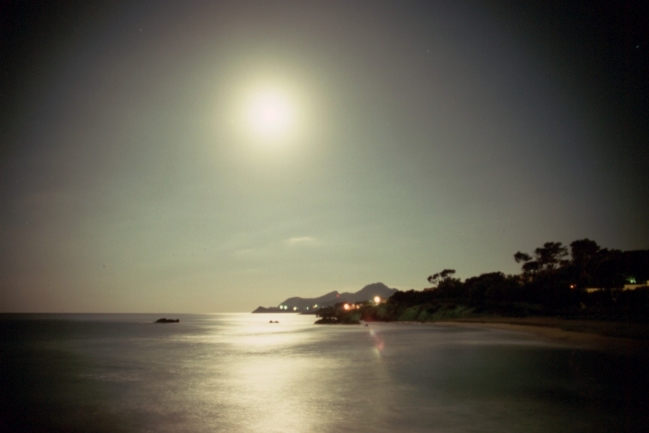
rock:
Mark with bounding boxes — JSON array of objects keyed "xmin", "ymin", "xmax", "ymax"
[{"xmin": 155, "ymin": 318, "xmax": 179, "ymax": 323}]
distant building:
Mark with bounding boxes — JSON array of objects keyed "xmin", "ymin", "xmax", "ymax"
[
  {"xmin": 623, "ymin": 280, "xmax": 649, "ymax": 291},
  {"xmin": 583, "ymin": 277, "xmax": 649, "ymax": 293},
  {"xmin": 585, "ymin": 287, "xmax": 604, "ymax": 294}
]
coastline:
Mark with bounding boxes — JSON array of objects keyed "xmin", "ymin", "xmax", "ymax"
[{"xmin": 432, "ymin": 317, "xmax": 649, "ymax": 358}]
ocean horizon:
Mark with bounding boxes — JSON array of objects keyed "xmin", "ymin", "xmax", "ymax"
[{"xmin": 1, "ymin": 313, "xmax": 647, "ymax": 432}]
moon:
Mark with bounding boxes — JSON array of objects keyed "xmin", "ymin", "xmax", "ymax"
[{"xmin": 245, "ymin": 89, "xmax": 295, "ymax": 141}]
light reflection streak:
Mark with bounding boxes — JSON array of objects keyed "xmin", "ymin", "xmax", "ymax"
[
  {"xmin": 368, "ymin": 325, "xmax": 386, "ymax": 355},
  {"xmin": 175, "ymin": 315, "xmax": 395, "ymax": 432}
]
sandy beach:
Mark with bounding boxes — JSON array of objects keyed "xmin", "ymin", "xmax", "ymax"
[{"xmin": 433, "ymin": 317, "xmax": 649, "ymax": 358}]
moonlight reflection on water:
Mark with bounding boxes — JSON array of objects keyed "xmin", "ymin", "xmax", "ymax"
[{"xmin": 0, "ymin": 313, "xmax": 647, "ymax": 433}]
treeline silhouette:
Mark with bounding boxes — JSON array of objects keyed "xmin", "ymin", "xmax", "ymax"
[{"xmin": 317, "ymin": 239, "xmax": 649, "ymax": 324}]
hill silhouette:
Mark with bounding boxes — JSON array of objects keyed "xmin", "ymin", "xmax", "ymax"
[{"xmin": 252, "ymin": 282, "xmax": 397, "ymax": 313}]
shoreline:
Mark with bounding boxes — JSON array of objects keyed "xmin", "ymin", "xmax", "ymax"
[{"xmin": 431, "ymin": 318, "xmax": 649, "ymax": 357}]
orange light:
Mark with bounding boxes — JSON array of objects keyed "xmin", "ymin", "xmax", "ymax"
[{"xmin": 343, "ymin": 304, "xmax": 350, "ymax": 310}]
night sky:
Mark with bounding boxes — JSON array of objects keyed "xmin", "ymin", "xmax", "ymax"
[{"xmin": 1, "ymin": 1, "xmax": 648, "ymax": 313}]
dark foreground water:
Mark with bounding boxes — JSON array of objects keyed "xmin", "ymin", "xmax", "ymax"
[{"xmin": 1, "ymin": 314, "xmax": 647, "ymax": 433}]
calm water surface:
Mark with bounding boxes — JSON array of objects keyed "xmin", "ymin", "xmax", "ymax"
[{"xmin": 1, "ymin": 313, "xmax": 647, "ymax": 432}]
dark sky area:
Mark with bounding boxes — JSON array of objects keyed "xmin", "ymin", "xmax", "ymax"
[{"xmin": 1, "ymin": 1, "xmax": 648, "ymax": 312}]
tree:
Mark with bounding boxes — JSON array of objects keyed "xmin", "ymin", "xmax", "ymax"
[
  {"xmin": 464, "ymin": 272, "xmax": 507, "ymax": 303},
  {"xmin": 591, "ymin": 248, "xmax": 625, "ymax": 288},
  {"xmin": 569, "ymin": 239, "xmax": 601, "ymax": 287},
  {"xmin": 427, "ymin": 269, "xmax": 456, "ymax": 286},
  {"xmin": 514, "ymin": 252, "xmax": 532, "ymax": 264},
  {"xmin": 521, "ymin": 260, "xmax": 540, "ymax": 275},
  {"xmin": 514, "ymin": 242, "xmax": 568, "ymax": 275},
  {"xmin": 570, "ymin": 239, "xmax": 600, "ymax": 266},
  {"xmin": 534, "ymin": 242, "xmax": 568, "ymax": 270}
]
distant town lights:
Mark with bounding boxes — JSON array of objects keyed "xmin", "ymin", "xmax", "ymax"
[{"xmin": 374, "ymin": 296, "xmax": 381, "ymax": 304}]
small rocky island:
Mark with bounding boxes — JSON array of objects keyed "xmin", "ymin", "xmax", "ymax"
[{"xmin": 155, "ymin": 318, "xmax": 179, "ymax": 323}]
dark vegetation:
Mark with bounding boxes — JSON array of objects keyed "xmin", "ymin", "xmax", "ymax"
[
  {"xmin": 315, "ymin": 308, "xmax": 362, "ymax": 325},
  {"xmin": 316, "ymin": 239, "xmax": 649, "ymax": 325}
]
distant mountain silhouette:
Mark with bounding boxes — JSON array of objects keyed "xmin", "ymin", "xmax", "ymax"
[{"xmin": 252, "ymin": 283, "xmax": 398, "ymax": 313}]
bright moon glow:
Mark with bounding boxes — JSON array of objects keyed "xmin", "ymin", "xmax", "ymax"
[{"xmin": 246, "ymin": 90, "xmax": 295, "ymax": 140}]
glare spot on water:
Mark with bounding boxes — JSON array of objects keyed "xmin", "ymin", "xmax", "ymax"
[{"xmin": 368, "ymin": 325, "xmax": 385, "ymax": 355}]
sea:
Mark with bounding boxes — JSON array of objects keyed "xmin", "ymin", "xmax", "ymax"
[{"xmin": 1, "ymin": 313, "xmax": 647, "ymax": 433}]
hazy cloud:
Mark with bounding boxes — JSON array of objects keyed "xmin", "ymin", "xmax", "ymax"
[{"xmin": 285, "ymin": 236, "xmax": 318, "ymax": 246}]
